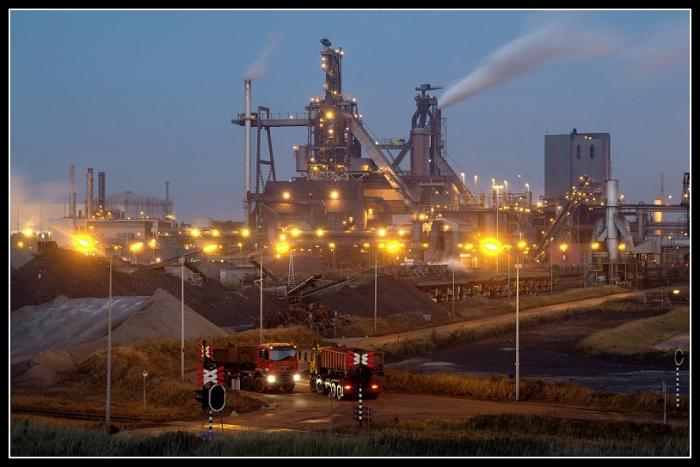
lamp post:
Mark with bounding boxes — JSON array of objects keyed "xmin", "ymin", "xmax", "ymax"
[
  {"xmin": 179, "ymin": 245, "xmax": 219, "ymax": 380},
  {"xmin": 451, "ymin": 257, "xmax": 455, "ymax": 318},
  {"xmin": 329, "ymin": 242, "xmax": 336, "ymax": 280},
  {"xmin": 142, "ymin": 370, "xmax": 148, "ymax": 409},
  {"xmin": 492, "ymin": 184, "xmax": 504, "ymax": 273}
]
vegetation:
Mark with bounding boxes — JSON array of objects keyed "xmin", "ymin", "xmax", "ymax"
[
  {"xmin": 381, "ymin": 298, "xmax": 660, "ymax": 359},
  {"xmin": 11, "ymin": 416, "xmax": 688, "ymax": 456},
  {"xmin": 383, "ymin": 370, "xmax": 689, "ymax": 413},
  {"xmin": 578, "ymin": 306, "xmax": 689, "ymax": 356},
  {"xmin": 13, "ymin": 326, "xmax": 318, "ymax": 420}
]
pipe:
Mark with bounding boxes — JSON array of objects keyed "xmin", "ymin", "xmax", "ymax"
[
  {"xmin": 606, "ymin": 179, "xmax": 618, "ymax": 261},
  {"xmin": 87, "ymin": 168, "xmax": 94, "ymax": 218},
  {"xmin": 244, "ymin": 79, "xmax": 252, "ymax": 225}
]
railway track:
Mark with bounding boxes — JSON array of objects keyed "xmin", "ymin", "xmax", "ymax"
[{"xmin": 11, "ymin": 407, "xmax": 174, "ymax": 424}]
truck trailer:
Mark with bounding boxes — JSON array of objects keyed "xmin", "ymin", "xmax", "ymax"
[
  {"xmin": 307, "ymin": 345, "xmax": 384, "ymax": 400},
  {"xmin": 213, "ymin": 342, "xmax": 300, "ymax": 393}
]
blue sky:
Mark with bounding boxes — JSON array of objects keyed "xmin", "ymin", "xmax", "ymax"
[{"xmin": 10, "ymin": 10, "xmax": 690, "ymax": 222}]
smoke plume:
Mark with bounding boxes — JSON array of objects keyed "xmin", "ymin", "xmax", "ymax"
[
  {"xmin": 439, "ymin": 22, "xmax": 621, "ymax": 109},
  {"xmin": 244, "ymin": 40, "xmax": 279, "ymax": 81}
]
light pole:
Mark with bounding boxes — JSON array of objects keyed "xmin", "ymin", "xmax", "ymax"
[
  {"xmin": 179, "ymin": 245, "xmax": 218, "ymax": 380},
  {"xmin": 329, "ymin": 242, "xmax": 336, "ymax": 280},
  {"xmin": 142, "ymin": 370, "xmax": 148, "ymax": 409},
  {"xmin": 505, "ymin": 245, "xmax": 512, "ymax": 303},
  {"xmin": 493, "ymin": 184, "xmax": 504, "ymax": 273},
  {"xmin": 374, "ymin": 244, "xmax": 379, "ymax": 335},
  {"xmin": 515, "ymin": 244, "xmax": 523, "ymax": 401},
  {"xmin": 451, "ymin": 257, "xmax": 455, "ymax": 318},
  {"xmin": 106, "ymin": 249, "xmax": 114, "ymax": 430}
]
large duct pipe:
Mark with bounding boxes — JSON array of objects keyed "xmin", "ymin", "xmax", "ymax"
[
  {"xmin": 606, "ymin": 179, "xmax": 618, "ymax": 261},
  {"xmin": 636, "ymin": 208, "xmax": 647, "ymax": 243},
  {"xmin": 86, "ymin": 168, "xmax": 94, "ymax": 218},
  {"xmin": 244, "ymin": 79, "xmax": 252, "ymax": 225},
  {"xmin": 97, "ymin": 171, "xmax": 105, "ymax": 210},
  {"xmin": 68, "ymin": 165, "xmax": 76, "ymax": 219}
]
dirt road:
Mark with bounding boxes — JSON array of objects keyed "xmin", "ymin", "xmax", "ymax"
[
  {"xmin": 128, "ymin": 379, "xmax": 682, "ymax": 435},
  {"xmin": 326, "ymin": 289, "xmax": 648, "ymax": 349}
]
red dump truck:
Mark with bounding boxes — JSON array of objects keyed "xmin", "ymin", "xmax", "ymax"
[
  {"xmin": 306, "ymin": 345, "xmax": 384, "ymax": 400},
  {"xmin": 213, "ymin": 342, "xmax": 300, "ymax": 393}
]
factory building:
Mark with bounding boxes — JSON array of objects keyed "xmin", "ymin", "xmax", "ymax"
[{"xmin": 544, "ymin": 129, "xmax": 611, "ymax": 200}]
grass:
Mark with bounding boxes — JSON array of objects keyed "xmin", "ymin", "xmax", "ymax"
[
  {"xmin": 381, "ymin": 297, "xmax": 658, "ymax": 359},
  {"xmin": 11, "ymin": 416, "xmax": 689, "ymax": 456},
  {"xmin": 382, "ymin": 369, "xmax": 689, "ymax": 413},
  {"xmin": 578, "ymin": 306, "xmax": 689, "ymax": 356}
]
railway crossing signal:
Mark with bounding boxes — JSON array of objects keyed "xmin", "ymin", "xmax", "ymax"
[
  {"xmin": 208, "ymin": 384, "xmax": 227, "ymax": 412},
  {"xmin": 348, "ymin": 351, "xmax": 375, "ymax": 369},
  {"xmin": 198, "ymin": 366, "xmax": 225, "ymax": 386}
]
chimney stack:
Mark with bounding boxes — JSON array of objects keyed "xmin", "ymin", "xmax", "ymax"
[
  {"xmin": 86, "ymin": 168, "xmax": 94, "ymax": 218},
  {"xmin": 68, "ymin": 165, "xmax": 76, "ymax": 219},
  {"xmin": 98, "ymin": 171, "xmax": 106, "ymax": 210}
]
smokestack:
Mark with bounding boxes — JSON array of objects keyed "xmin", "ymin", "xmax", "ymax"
[
  {"xmin": 165, "ymin": 181, "xmax": 170, "ymax": 202},
  {"xmin": 606, "ymin": 179, "xmax": 619, "ymax": 261},
  {"xmin": 68, "ymin": 165, "xmax": 76, "ymax": 219},
  {"xmin": 86, "ymin": 168, "xmax": 94, "ymax": 218},
  {"xmin": 98, "ymin": 171, "xmax": 106, "ymax": 210},
  {"xmin": 244, "ymin": 79, "xmax": 252, "ymax": 225}
]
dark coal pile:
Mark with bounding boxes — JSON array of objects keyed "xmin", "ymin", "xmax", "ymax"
[
  {"xmin": 10, "ymin": 249, "xmax": 287, "ymax": 327},
  {"xmin": 314, "ymin": 275, "xmax": 442, "ymax": 317}
]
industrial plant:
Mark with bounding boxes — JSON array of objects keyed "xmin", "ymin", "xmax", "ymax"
[
  {"xmin": 12, "ymin": 37, "xmax": 689, "ymax": 302},
  {"xmin": 10, "ymin": 10, "xmax": 690, "ymax": 458}
]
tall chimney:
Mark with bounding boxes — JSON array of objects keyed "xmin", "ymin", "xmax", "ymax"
[
  {"xmin": 68, "ymin": 165, "xmax": 76, "ymax": 219},
  {"xmin": 244, "ymin": 79, "xmax": 252, "ymax": 225},
  {"xmin": 86, "ymin": 168, "xmax": 94, "ymax": 218},
  {"xmin": 98, "ymin": 171, "xmax": 106, "ymax": 210},
  {"xmin": 165, "ymin": 181, "xmax": 170, "ymax": 201},
  {"xmin": 606, "ymin": 179, "xmax": 619, "ymax": 262}
]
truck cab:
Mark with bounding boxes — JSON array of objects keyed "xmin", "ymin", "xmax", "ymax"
[{"xmin": 253, "ymin": 343, "xmax": 300, "ymax": 392}]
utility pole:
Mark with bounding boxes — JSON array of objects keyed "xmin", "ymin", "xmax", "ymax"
[
  {"xmin": 451, "ymin": 257, "xmax": 455, "ymax": 318},
  {"xmin": 260, "ymin": 249, "xmax": 264, "ymax": 344}
]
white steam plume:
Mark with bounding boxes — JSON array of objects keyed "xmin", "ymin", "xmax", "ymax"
[
  {"xmin": 439, "ymin": 22, "xmax": 621, "ymax": 109},
  {"xmin": 244, "ymin": 40, "xmax": 279, "ymax": 81}
]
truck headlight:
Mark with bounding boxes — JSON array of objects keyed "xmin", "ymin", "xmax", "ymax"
[
  {"xmin": 293, "ymin": 374, "xmax": 300, "ymax": 382},
  {"xmin": 267, "ymin": 375, "xmax": 276, "ymax": 384}
]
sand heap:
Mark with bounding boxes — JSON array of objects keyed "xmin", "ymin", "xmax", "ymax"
[{"xmin": 11, "ymin": 288, "xmax": 228, "ymax": 386}]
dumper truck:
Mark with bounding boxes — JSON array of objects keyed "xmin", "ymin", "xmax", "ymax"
[
  {"xmin": 306, "ymin": 345, "xmax": 384, "ymax": 400},
  {"xmin": 212, "ymin": 342, "xmax": 300, "ymax": 393}
]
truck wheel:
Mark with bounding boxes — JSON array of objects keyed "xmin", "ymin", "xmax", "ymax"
[
  {"xmin": 241, "ymin": 376, "xmax": 253, "ymax": 391},
  {"xmin": 253, "ymin": 376, "xmax": 265, "ymax": 393},
  {"xmin": 336, "ymin": 384, "xmax": 343, "ymax": 400},
  {"xmin": 315, "ymin": 378, "xmax": 325, "ymax": 394}
]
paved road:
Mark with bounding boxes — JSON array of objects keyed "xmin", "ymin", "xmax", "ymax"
[
  {"xmin": 326, "ymin": 289, "xmax": 649, "ymax": 350},
  {"xmin": 131, "ymin": 379, "xmax": 682, "ymax": 435}
]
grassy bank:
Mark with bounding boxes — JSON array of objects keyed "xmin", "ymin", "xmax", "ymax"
[
  {"xmin": 578, "ymin": 306, "xmax": 689, "ymax": 356},
  {"xmin": 383, "ymin": 370, "xmax": 689, "ymax": 413},
  {"xmin": 13, "ymin": 326, "xmax": 318, "ymax": 420},
  {"xmin": 11, "ymin": 416, "xmax": 688, "ymax": 456},
  {"xmin": 381, "ymin": 298, "xmax": 659, "ymax": 359}
]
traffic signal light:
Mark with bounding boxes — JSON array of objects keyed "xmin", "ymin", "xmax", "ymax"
[
  {"xmin": 208, "ymin": 384, "xmax": 227, "ymax": 412},
  {"xmin": 194, "ymin": 388, "xmax": 209, "ymax": 410}
]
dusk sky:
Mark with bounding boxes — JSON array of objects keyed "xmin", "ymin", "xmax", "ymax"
[{"xmin": 10, "ymin": 10, "xmax": 690, "ymax": 223}]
